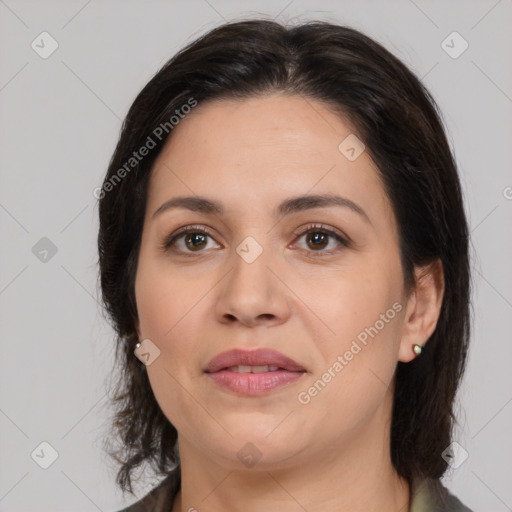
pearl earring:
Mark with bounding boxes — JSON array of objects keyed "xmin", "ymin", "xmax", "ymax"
[{"xmin": 413, "ymin": 344, "xmax": 423, "ymax": 356}]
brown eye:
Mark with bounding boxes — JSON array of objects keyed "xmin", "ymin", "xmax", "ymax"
[
  {"xmin": 183, "ymin": 232, "xmax": 208, "ymax": 251},
  {"xmin": 161, "ymin": 225, "xmax": 220, "ymax": 254},
  {"xmin": 304, "ymin": 231, "xmax": 329, "ymax": 250},
  {"xmin": 161, "ymin": 223, "xmax": 349, "ymax": 257},
  {"xmin": 293, "ymin": 224, "xmax": 350, "ymax": 255}
]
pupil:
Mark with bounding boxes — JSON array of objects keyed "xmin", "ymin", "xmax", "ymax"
[
  {"xmin": 186, "ymin": 233, "xmax": 207, "ymax": 250},
  {"xmin": 307, "ymin": 232, "xmax": 327, "ymax": 250}
]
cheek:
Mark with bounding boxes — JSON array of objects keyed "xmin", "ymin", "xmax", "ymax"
[
  {"xmin": 298, "ymin": 260, "xmax": 403, "ymax": 408},
  {"xmin": 136, "ymin": 255, "xmax": 201, "ymax": 341},
  {"xmin": 135, "ymin": 258, "xmax": 211, "ymax": 395},
  {"xmin": 298, "ymin": 300, "xmax": 402, "ymax": 437},
  {"xmin": 136, "ymin": 264, "xmax": 209, "ymax": 431},
  {"xmin": 301, "ymin": 260, "xmax": 402, "ymax": 347}
]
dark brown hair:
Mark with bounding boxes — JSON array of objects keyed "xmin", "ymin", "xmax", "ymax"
[{"xmin": 98, "ymin": 18, "xmax": 471, "ymax": 497}]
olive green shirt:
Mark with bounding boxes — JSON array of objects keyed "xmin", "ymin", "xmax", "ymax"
[{"xmin": 116, "ymin": 472, "xmax": 473, "ymax": 512}]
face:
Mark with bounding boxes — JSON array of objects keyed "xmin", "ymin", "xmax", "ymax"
[{"xmin": 134, "ymin": 93, "xmax": 410, "ymax": 470}]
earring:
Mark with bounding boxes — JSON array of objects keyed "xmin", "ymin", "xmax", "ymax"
[{"xmin": 412, "ymin": 344, "xmax": 423, "ymax": 356}]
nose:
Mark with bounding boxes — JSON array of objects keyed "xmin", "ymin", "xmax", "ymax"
[{"xmin": 214, "ymin": 240, "xmax": 292, "ymax": 328}]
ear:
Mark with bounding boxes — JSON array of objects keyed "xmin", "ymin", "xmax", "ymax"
[{"xmin": 398, "ymin": 259, "xmax": 445, "ymax": 363}]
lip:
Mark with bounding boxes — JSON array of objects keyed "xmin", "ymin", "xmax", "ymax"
[
  {"xmin": 204, "ymin": 348, "xmax": 306, "ymax": 373},
  {"xmin": 204, "ymin": 348, "xmax": 306, "ymax": 396}
]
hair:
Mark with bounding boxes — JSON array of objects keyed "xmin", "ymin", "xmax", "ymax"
[{"xmin": 98, "ymin": 18, "xmax": 471, "ymax": 497}]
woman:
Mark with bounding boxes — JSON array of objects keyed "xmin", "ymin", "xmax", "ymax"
[{"xmin": 98, "ymin": 19, "xmax": 473, "ymax": 512}]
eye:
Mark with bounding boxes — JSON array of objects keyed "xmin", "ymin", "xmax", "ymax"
[
  {"xmin": 160, "ymin": 224, "xmax": 221, "ymax": 255},
  {"xmin": 292, "ymin": 223, "xmax": 350, "ymax": 256},
  {"xmin": 160, "ymin": 223, "xmax": 350, "ymax": 256}
]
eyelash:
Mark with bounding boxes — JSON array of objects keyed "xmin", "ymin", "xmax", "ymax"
[{"xmin": 160, "ymin": 223, "xmax": 350, "ymax": 257}]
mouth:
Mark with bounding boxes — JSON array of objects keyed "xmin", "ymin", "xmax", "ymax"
[
  {"xmin": 204, "ymin": 348, "xmax": 306, "ymax": 374},
  {"xmin": 204, "ymin": 348, "xmax": 306, "ymax": 396}
]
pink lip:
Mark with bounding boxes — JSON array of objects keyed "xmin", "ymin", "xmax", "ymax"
[
  {"xmin": 207, "ymin": 370, "xmax": 305, "ymax": 396},
  {"xmin": 204, "ymin": 348, "xmax": 306, "ymax": 396},
  {"xmin": 204, "ymin": 348, "xmax": 305, "ymax": 373}
]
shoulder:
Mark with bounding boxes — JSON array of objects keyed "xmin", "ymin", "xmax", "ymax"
[
  {"xmin": 115, "ymin": 472, "xmax": 475, "ymax": 512},
  {"xmin": 411, "ymin": 477, "xmax": 474, "ymax": 512},
  {"xmin": 114, "ymin": 471, "xmax": 180, "ymax": 512},
  {"xmin": 438, "ymin": 486, "xmax": 474, "ymax": 512}
]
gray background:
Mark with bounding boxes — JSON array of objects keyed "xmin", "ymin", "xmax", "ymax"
[{"xmin": 1, "ymin": 0, "xmax": 511, "ymax": 511}]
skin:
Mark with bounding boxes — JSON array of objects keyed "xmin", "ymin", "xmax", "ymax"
[{"xmin": 134, "ymin": 93, "xmax": 445, "ymax": 512}]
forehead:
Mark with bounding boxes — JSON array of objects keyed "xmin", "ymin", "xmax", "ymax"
[
  {"xmin": 159, "ymin": 93, "xmax": 360, "ymax": 163},
  {"xmin": 146, "ymin": 93, "xmax": 394, "ymax": 229}
]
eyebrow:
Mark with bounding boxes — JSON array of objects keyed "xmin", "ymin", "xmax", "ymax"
[{"xmin": 152, "ymin": 193, "xmax": 371, "ymax": 224}]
